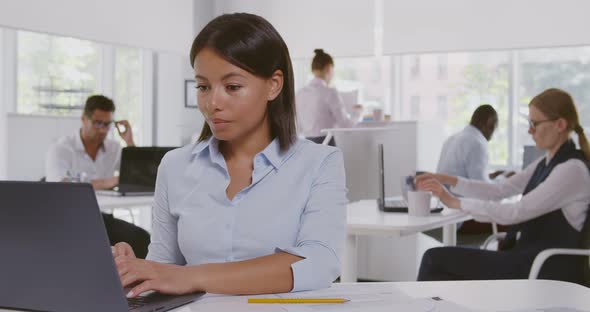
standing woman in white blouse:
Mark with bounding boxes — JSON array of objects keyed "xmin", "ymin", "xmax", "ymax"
[
  {"xmin": 112, "ymin": 13, "xmax": 347, "ymax": 297},
  {"xmin": 416, "ymin": 88, "xmax": 590, "ymax": 284},
  {"xmin": 296, "ymin": 49, "xmax": 360, "ymax": 145}
]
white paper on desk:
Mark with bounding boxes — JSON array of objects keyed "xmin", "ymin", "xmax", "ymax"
[
  {"xmin": 281, "ymin": 298, "xmax": 476, "ymax": 312},
  {"xmin": 274, "ymin": 284, "xmax": 476, "ymax": 312}
]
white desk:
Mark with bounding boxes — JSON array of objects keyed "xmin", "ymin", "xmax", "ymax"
[
  {"xmin": 1, "ymin": 280, "xmax": 587, "ymax": 312},
  {"xmin": 96, "ymin": 195, "xmax": 154, "ymax": 211},
  {"xmin": 171, "ymin": 280, "xmax": 590, "ymax": 312},
  {"xmin": 343, "ymin": 200, "xmax": 472, "ymax": 282},
  {"xmin": 96, "ymin": 195, "xmax": 154, "ymax": 230}
]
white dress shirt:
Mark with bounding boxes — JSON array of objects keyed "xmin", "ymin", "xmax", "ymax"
[
  {"xmin": 296, "ymin": 77, "xmax": 355, "ymax": 137},
  {"xmin": 146, "ymin": 137, "xmax": 347, "ymax": 292},
  {"xmin": 452, "ymin": 156, "xmax": 590, "ymax": 231},
  {"xmin": 437, "ymin": 125, "xmax": 490, "ymax": 182},
  {"xmin": 45, "ymin": 131, "xmax": 121, "ymax": 182}
]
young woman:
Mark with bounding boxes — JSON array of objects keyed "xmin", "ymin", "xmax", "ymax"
[
  {"xmin": 416, "ymin": 88, "xmax": 590, "ymax": 284},
  {"xmin": 296, "ymin": 49, "xmax": 361, "ymax": 144},
  {"xmin": 112, "ymin": 13, "xmax": 347, "ymax": 297}
]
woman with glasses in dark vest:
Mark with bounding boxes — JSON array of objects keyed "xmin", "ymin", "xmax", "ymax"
[{"xmin": 415, "ymin": 88, "xmax": 590, "ymax": 284}]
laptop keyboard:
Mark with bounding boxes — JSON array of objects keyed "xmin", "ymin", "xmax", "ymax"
[
  {"xmin": 386, "ymin": 199, "xmax": 406, "ymax": 207},
  {"xmin": 128, "ymin": 296, "xmax": 151, "ymax": 309}
]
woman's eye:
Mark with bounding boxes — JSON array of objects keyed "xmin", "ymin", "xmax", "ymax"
[
  {"xmin": 196, "ymin": 85, "xmax": 210, "ymax": 92},
  {"xmin": 226, "ymin": 85, "xmax": 242, "ymax": 91}
]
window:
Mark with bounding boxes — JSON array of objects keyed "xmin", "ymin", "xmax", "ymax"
[
  {"xmin": 516, "ymin": 46, "xmax": 590, "ymax": 166},
  {"xmin": 400, "ymin": 52, "xmax": 511, "ymax": 166},
  {"xmin": 16, "ymin": 30, "xmax": 99, "ymax": 115},
  {"xmin": 15, "ymin": 30, "xmax": 145, "ymax": 145},
  {"xmin": 410, "ymin": 56, "xmax": 420, "ymax": 79},
  {"xmin": 292, "ymin": 56, "xmax": 393, "ymax": 114},
  {"xmin": 410, "ymin": 95, "xmax": 421, "ymax": 118},
  {"xmin": 289, "ymin": 46, "xmax": 590, "ymax": 169},
  {"xmin": 437, "ymin": 55, "xmax": 448, "ymax": 80},
  {"xmin": 437, "ymin": 95, "xmax": 447, "ymax": 117},
  {"xmin": 114, "ymin": 47, "xmax": 143, "ymax": 145}
]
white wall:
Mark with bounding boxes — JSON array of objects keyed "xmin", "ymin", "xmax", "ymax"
[
  {"xmin": 214, "ymin": 0, "xmax": 376, "ymax": 58},
  {"xmin": 150, "ymin": 0, "xmax": 211, "ymax": 147},
  {"xmin": 0, "ymin": 0, "xmax": 194, "ymax": 54},
  {"xmin": 155, "ymin": 52, "xmax": 204, "ymax": 147},
  {"xmin": 383, "ymin": 0, "xmax": 590, "ymax": 54},
  {"xmin": 194, "ymin": 0, "xmax": 217, "ymax": 33}
]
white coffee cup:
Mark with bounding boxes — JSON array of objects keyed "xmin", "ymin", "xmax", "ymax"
[
  {"xmin": 373, "ymin": 108, "xmax": 384, "ymax": 122},
  {"xmin": 407, "ymin": 190, "xmax": 431, "ymax": 217}
]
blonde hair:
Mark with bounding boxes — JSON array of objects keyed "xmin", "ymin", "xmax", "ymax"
[{"xmin": 529, "ymin": 88, "xmax": 590, "ymax": 160}]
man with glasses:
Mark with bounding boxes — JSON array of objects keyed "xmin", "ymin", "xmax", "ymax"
[{"xmin": 45, "ymin": 95, "xmax": 150, "ymax": 258}]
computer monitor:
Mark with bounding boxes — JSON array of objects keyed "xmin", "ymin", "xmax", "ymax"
[{"xmin": 523, "ymin": 145, "xmax": 545, "ymax": 169}]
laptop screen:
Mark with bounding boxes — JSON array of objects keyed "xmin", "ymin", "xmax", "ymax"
[{"xmin": 119, "ymin": 147, "xmax": 176, "ymax": 187}]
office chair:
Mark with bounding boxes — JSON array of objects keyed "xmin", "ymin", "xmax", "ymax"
[
  {"xmin": 481, "ymin": 211, "xmax": 590, "ymax": 286},
  {"xmin": 528, "ymin": 211, "xmax": 590, "ymax": 285}
]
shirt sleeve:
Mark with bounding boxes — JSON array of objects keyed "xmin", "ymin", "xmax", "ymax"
[
  {"xmin": 452, "ymin": 157, "xmax": 541, "ymax": 201},
  {"xmin": 45, "ymin": 143, "xmax": 72, "ymax": 182},
  {"xmin": 326, "ymin": 89, "xmax": 355, "ymax": 128},
  {"xmin": 146, "ymin": 155, "xmax": 186, "ymax": 265},
  {"xmin": 275, "ymin": 150, "xmax": 347, "ymax": 292},
  {"xmin": 460, "ymin": 159, "xmax": 590, "ymax": 225},
  {"xmin": 465, "ymin": 139, "xmax": 489, "ymax": 182}
]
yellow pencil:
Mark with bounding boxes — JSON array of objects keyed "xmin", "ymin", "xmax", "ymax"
[{"xmin": 248, "ymin": 298, "xmax": 349, "ymax": 304}]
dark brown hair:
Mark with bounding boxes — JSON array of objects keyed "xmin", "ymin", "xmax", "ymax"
[
  {"xmin": 311, "ymin": 49, "xmax": 334, "ymax": 71},
  {"xmin": 470, "ymin": 104, "xmax": 497, "ymax": 128},
  {"xmin": 530, "ymin": 88, "xmax": 590, "ymax": 160},
  {"xmin": 83, "ymin": 95, "xmax": 115, "ymax": 118},
  {"xmin": 190, "ymin": 13, "xmax": 296, "ymax": 151}
]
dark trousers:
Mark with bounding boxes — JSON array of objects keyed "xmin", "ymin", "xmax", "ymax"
[
  {"xmin": 417, "ymin": 246, "xmax": 586, "ymax": 284},
  {"xmin": 102, "ymin": 213, "xmax": 150, "ymax": 259}
]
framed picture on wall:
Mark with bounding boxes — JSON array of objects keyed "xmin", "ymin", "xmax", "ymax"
[{"xmin": 184, "ymin": 79, "xmax": 198, "ymax": 108}]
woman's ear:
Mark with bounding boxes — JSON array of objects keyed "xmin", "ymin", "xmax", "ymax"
[
  {"xmin": 266, "ymin": 70, "xmax": 284, "ymax": 102},
  {"xmin": 556, "ymin": 118, "xmax": 569, "ymax": 133}
]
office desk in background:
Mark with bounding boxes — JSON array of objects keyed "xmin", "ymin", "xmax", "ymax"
[
  {"xmin": 96, "ymin": 194, "xmax": 154, "ymax": 231},
  {"xmin": 95, "ymin": 196, "xmax": 471, "ymax": 281},
  {"xmin": 343, "ymin": 200, "xmax": 472, "ymax": 283}
]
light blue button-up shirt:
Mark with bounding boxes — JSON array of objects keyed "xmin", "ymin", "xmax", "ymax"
[{"xmin": 146, "ymin": 136, "xmax": 347, "ymax": 292}]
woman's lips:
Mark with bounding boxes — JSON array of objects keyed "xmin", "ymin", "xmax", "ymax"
[{"xmin": 210, "ymin": 118, "xmax": 231, "ymax": 130}]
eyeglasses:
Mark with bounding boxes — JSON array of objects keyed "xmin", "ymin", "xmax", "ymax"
[
  {"xmin": 528, "ymin": 118, "xmax": 557, "ymax": 130},
  {"xmin": 90, "ymin": 119, "xmax": 114, "ymax": 129}
]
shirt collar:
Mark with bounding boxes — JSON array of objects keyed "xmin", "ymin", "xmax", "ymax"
[
  {"xmin": 75, "ymin": 129, "xmax": 106, "ymax": 153},
  {"xmin": 257, "ymin": 138, "xmax": 286, "ymax": 169},
  {"xmin": 191, "ymin": 136, "xmax": 295, "ymax": 170},
  {"xmin": 191, "ymin": 136, "xmax": 224, "ymax": 168},
  {"xmin": 310, "ymin": 77, "xmax": 328, "ymax": 87},
  {"xmin": 465, "ymin": 125, "xmax": 487, "ymax": 143}
]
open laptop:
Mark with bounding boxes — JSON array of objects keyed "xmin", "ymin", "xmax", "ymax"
[
  {"xmin": 0, "ymin": 181, "xmax": 203, "ymax": 312},
  {"xmin": 97, "ymin": 146, "xmax": 176, "ymax": 196},
  {"xmin": 377, "ymin": 144, "xmax": 443, "ymax": 213}
]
